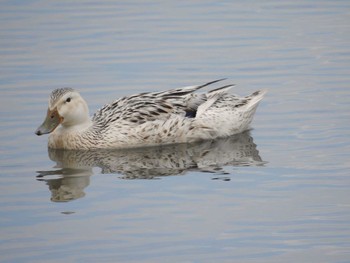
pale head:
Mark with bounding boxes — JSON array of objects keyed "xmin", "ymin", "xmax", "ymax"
[{"xmin": 35, "ymin": 88, "xmax": 90, "ymax": 135}]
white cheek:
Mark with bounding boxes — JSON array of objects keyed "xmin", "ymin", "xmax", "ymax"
[
  {"xmin": 61, "ymin": 101, "xmax": 88, "ymax": 125},
  {"xmin": 58, "ymin": 103, "xmax": 70, "ymax": 117},
  {"xmin": 73, "ymin": 103, "xmax": 85, "ymax": 118}
]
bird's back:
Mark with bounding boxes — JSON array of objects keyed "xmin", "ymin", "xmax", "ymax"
[{"xmin": 89, "ymin": 81, "xmax": 266, "ymax": 148}]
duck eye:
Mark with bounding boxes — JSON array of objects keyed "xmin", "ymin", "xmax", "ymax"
[{"xmin": 66, "ymin": 97, "xmax": 71, "ymax": 103}]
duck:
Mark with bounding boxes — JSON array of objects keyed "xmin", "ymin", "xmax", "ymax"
[{"xmin": 35, "ymin": 79, "xmax": 266, "ymax": 150}]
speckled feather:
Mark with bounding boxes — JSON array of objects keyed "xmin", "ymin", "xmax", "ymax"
[
  {"xmin": 92, "ymin": 79, "xmax": 224, "ymax": 129},
  {"xmin": 49, "ymin": 87, "xmax": 74, "ymax": 108},
  {"xmin": 40, "ymin": 80, "xmax": 266, "ymax": 149}
]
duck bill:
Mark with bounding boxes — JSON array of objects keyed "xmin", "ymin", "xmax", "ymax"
[{"xmin": 35, "ymin": 109, "xmax": 62, "ymax": 136}]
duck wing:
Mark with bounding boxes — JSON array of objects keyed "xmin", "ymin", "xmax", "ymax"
[{"xmin": 92, "ymin": 79, "xmax": 227, "ymax": 127}]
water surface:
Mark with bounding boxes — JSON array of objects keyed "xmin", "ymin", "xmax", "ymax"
[{"xmin": 1, "ymin": 1, "xmax": 350, "ymax": 262}]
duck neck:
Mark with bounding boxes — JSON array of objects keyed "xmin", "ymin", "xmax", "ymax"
[
  {"xmin": 49, "ymin": 119, "xmax": 96, "ymax": 150},
  {"xmin": 61, "ymin": 118, "xmax": 93, "ymax": 132}
]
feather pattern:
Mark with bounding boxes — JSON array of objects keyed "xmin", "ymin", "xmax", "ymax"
[
  {"xmin": 49, "ymin": 87, "xmax": 74, "ymax": 109},
  {"xmin": 36, "ymin": 80, "xmax": 266, "ymax": 150}
]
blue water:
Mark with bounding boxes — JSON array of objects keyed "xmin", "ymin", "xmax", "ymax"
[{"xmin": 1, "ymin": 1, "xmax": 350, "ymax": 262}]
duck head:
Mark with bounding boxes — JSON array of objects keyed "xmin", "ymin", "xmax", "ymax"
[{"xmin": 35, "ymin": 88, "xmax": 90, "ymax": 136}]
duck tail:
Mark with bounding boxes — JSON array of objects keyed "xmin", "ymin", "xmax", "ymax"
[
  {"xmin": 245, "ymin": 89, "xmax": 267, "ymax": 109},
  {"xmin": 196, "ymin": 84, "xmax": 235, "ymax": 117}
]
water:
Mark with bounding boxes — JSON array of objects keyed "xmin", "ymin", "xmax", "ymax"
[{"xmin": 1, "ymin": 0, "xmax": 350, "ymax": 262}]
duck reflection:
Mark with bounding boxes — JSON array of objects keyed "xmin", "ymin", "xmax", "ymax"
[
  {"xmin": 37, "ymin": 168, "xmax": 91, "ymax": 202},
  {"xmin": 36, "ymin": 131, "xmax": 264, "ymax": 202}
]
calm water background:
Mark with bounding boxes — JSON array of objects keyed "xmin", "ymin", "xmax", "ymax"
[{"xmin": 1, "ymin": 1, "xmax": 350, "ymax": 262}]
